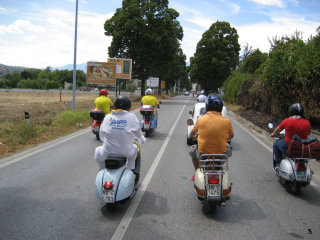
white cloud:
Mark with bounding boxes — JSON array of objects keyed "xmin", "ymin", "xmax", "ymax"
[
  {"xmin": 0, "ymin": 6, "xmax": 6, "ymax": 13},
  {"xmin": 184, "ymin": 15, "xmax": 216, "ymax": 29},
  {"xmin": 181, "ymin": 27, "xmax": 204, "ymax": 61},
  {"xmin": 0, "ymin": 8, "xmax": 114, "ymax": 68},
  {"xmin": 228, "ymin": 2, "xmax": 240, "ymax": 14},
  {"xmin": 236, "ymin": 16, "xmax": 319, "ymax": 54},
  {"xmin": 249, "ymin": 0, "xmax": 285, "ymax": 8}
]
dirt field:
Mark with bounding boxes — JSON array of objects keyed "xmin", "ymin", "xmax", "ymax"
[{"xmin": 0, "ymin": 91, "xmax": 107, "ymax": 123}]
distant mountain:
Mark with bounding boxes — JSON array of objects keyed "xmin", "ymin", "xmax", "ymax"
[
  {"xmin": 54, "ymin": 62, "xmax": 88, "ymax": 73},
  {"xmin": 0, "ymin": 64, "xmax": 29, "ymax": 78}
]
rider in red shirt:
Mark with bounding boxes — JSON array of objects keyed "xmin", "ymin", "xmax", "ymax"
[{"xmin": 271, "ymin": 103, "xmax": 311, "ymax": 168}]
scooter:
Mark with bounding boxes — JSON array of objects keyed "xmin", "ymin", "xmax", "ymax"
[
  {"xmin": 194, "ymin": 142, "xmax": 233, "ymax": 212},
  {"xmin": 140, "ymin": 105, "xmax": 158, "ymax": 137},
  {"xmin": 90, "ymin": 109, "xmax": 105, "ymax": 140},
  {"xmin": 95, "ymin": 144, "xmax": 141, "ymax": 211},
  {"xmin": 268, "ymin": 123, "xmax": 313, "ymax": 194}
]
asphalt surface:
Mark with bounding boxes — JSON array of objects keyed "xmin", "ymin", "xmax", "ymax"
[{"xmin": 1, "ymin": 95, "xmax": 320, "ymax": 240}]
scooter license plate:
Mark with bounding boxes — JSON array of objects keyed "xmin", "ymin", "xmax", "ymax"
[
  {"xmin": 207, "ymin": 184, "xmax": 221, "ymax": 197},
  {"xmin": 102, "ymin": 190, "xmax": 115, "ymax": 203},
  {"xmin": 144, "ymin": 123, "xmax": 149, "ymax": 129},
  {"xmin": 296, "ymin": 171, "xmax": 307, "ymax": 181}
]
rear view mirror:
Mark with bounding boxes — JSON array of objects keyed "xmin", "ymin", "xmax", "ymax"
[
  {"xmin": 268, "ymin": 123, "xmax": 274, "ymax": 129},
  {"xmin": 187, "ymin": 119, "xmax": 194, "ymax": 126}
]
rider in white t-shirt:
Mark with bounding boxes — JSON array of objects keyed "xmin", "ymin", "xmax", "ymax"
[{"xmin": 94, "ymin": 96, "xmax": 146, "ymax": 170}]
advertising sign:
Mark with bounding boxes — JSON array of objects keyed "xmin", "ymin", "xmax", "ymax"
[
  {"xmin": 108, "ymin": 58, "xmax": 132, "ymax": 79},
  {"xmin": 87, "ymin": 62, "xmax": 116, "ymax": 85},
  {"xmin": 161, "ymin": 81, "xmax": 165, "ymax": 88},
  {"xmin": 147, "ymin": 77, "xmax": 159, "ymax": 87}
]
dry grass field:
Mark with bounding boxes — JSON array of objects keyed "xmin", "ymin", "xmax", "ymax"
[
  {"xmin": 0, "ymin": 91, "xmax": 166, "ymax": 158},
  {"xmin": 0, "ymin": 91, "xmax": 102, "ymax": 123}
]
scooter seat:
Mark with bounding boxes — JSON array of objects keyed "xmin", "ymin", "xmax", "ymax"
[{"xmin": 105, "ymin": 157, "xmax": 127, "ymax": 169}]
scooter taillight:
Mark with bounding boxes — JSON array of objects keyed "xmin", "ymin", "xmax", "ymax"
[
  {"xmin": 296, "ymin": 162, "xmax": 307, "ymax": 171},
  {"xmin": 103, "ymin": 181, "xmax": 113, "ymax": 190},
  {"xmin": 145, "ymin": 120, "xmax": 150, "ymax": 124},
  {"xmin": 207, "ymin": 174, "xmax": 219, "ymax": 184}
]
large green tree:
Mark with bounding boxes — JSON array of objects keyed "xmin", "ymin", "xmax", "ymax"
[
  {"xmin": 189, "ymin": 21, "xmax": 240, "ymax": 91},
  {"xmin": 104, "ymin": 0, "xmax": 183, "ymax": 95}
]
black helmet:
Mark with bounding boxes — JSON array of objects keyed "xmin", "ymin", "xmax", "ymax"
[
  {"xmin": 206, "ymin": 94, "xmax": 223, "ymax": 112},
  {"xmin": 113, "ymin": 95, "xmax": 131, "ymax": 111},
  {"xmin": 288, "ymin": 103, "xmax": 304, "ymax": 117}
]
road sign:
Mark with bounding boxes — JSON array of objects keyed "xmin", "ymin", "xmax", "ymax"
[
  {"xmin": 87, "ymin": 62, "xmax": 116, "ymax": 85},
  {"xmin": 147, "ymin": 77, "xmax": 159, "ymax": 87},
  {"xmin": 108, "ymin": 58, "xmax": 132, "ymax": 79}
]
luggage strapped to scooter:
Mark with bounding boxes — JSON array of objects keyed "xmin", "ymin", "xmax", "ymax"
[{"xmin": 287, "ymin": 135, "xmax": 320, "ymax": 160}]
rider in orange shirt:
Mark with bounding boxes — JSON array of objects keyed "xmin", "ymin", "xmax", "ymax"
[{"xmin": 189, "ymin": 94, "xmax": 234, "ymax": 180}]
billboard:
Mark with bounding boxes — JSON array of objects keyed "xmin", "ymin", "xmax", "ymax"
[
  {"xmin": 108, "ymin": 58, "xmax": 132, "ymax": 79},
  {"xmin": 86, "ymin": 62, "xmax": 116, "ymax": 85}
]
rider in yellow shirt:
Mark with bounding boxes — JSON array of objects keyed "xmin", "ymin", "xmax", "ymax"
[
  {"xmin": 141, "ymin": 88, "xmax": 160, "ymax": 108},
  {"xmin": 141, "ymin": 88, "xmax": 160, "ymax": 125},
  {"xmin": 94, "ymin": 89, "xmax": 113, "ymax": 115}
]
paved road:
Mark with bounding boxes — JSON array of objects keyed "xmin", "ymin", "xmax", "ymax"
[{"xmin": 1, "ymin": 95, "xmax": 319, "ymax": 240}]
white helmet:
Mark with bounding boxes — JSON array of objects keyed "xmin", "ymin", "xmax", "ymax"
[
  {"xmin": 145, "ymin": 88, "xmax": 153, "ymax": 95},
  {"xmin": 197, "ymin": 95, "xmax": 206, "ymax": 102}
]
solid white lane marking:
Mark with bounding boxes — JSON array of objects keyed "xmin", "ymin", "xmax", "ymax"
[
  {"xmin": 111, "ymin": 99, "xmax": 188, "ymax": 240},
  {"xmin": 0, "ymin": 108, "xmax": 140, "ymax": 169}
]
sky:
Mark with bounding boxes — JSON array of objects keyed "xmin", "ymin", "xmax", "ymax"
[{"xmin": 0, "ymin": 0, "xmax": 319, "ymax": 69}]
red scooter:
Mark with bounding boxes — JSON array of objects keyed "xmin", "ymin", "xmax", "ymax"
[{"xmin": 90, "ymin": 109, "xmax": 105, "ymax": 140}]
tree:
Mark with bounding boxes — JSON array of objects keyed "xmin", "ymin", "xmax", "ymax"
[
  {"xmin": 189, "ymin": 21, "xmax": 240, "ymax": 91},
  {"xmin": 104, "ymin": 0, "xmax": 183, "ymax": 95},
  {"xmin": 242, "ymin": 49, "xmax": 267, "ymax": 74}
]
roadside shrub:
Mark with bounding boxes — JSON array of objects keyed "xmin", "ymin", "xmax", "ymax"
[{"xmin": 52, "ymin": 110, "xmax": 90, "ymax": 126}]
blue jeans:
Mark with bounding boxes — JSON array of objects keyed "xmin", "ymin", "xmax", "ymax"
[{"xmin": 273, "ymin": 139, "xmax": 288, "ymax": 167}]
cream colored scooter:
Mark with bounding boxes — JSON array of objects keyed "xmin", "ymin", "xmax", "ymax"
[{"xmin": 194, "ymin": 143, "xmax": 232, "ymax": 212}]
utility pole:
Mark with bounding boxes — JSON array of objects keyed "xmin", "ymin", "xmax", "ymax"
[{"xmin": 72, "ymin": 0, "xmax": 78, "ymax": 110}]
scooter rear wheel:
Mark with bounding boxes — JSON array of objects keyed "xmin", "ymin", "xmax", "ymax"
[
  {"xmin": 106, "ymin": 202, "xmax": 117, "ymax": 211},
  {"xmin": 206, "ymin": 201, "xmax": 217, "ymax": 213},
  {"xmin": 287, "ymin": 181, "xmax": 301, "ymax": 194},
  {"xmin": 95, "ymin": 132, "xmax": 100, "ymax": 141}
]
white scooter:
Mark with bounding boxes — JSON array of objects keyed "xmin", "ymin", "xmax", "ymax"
[
  {"xmin": 194, "ymin": 142, "xmax": 233, "ymax": 212},
  {"xmin": 268, "ymin": 123, "xmax": 314, "ymax": 194},
  {"xmin": 95, "ymin": 145, "xmax": 141, "ymax": 211}
]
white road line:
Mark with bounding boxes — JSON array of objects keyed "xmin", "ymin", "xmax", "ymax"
[
  {"xmin": 229, "ymin": 114, "xmax": 273, "ymax": 153},
  {"xmin": 0, "ymin": 108, "xmax": 140, "ymax": 169},
  {"xmin": 111, "ymin": 100, "xmax": 188, "ymax": 240},
  {"xmin": 0, "ymin": 127, "xmax": 91, "ymax": 168}
]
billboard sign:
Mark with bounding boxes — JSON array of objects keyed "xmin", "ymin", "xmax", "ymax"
[
  {"xmin": 108, "ymin": 58, "xmax": 132, "ymax": 79},
  {"xmin": 147, "ymin": 77, "xmax": 159, "ymax": 87},
  {"xmin": 87, "ymin": 62, "xmax": 116, "ymax": 85}
]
